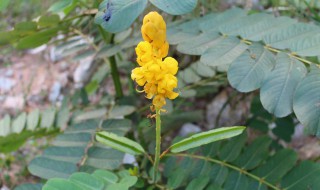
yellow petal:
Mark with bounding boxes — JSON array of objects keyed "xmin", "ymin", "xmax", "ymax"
[
  {"xmin": 165, "ymin": 91, "xmax": 179, "ymax": 99},
  {"xmin": 153, "ymin": 94, "xmax": 166, "ymax": 108},
  {"xmin": 163, "ymin": 57, "xmax": 178, "ymax": 75}
]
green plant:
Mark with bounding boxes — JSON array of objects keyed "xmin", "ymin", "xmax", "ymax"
[{"xmin": 1, "ymin": 0, "xmax": 320, "ymax": 189}]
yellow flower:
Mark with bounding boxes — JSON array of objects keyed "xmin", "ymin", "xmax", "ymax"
[
  {"xmin": 132, "ymin": 11, "xmax": 179, "ymax": 109},
  {"xmin": 141, "ymin": 12, "xmax": 167, "ymax": 52},
  {"xmin": 162, "ymin": 57, "xmax": 178, "ymax": 75},
  {"xmin": 153, "ymin": 94, "xmax": 166, "ymax": 108},
  {"xmin": 135, "ymin": 41, "xmax": 153, "ymax": 66}
]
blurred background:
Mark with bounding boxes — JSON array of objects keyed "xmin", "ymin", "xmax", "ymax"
[{"xmin": 1, "ymin": 0, "xmax": 320, "ymax": 189}]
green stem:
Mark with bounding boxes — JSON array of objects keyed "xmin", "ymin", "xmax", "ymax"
[
  {"xmin": 109, "ymin": 55, "xmax": 123, "ymax": 98},
  {"xmin": 153, "ymin": 108, "xmax": 161, "ymax": 182},
  {"xmin": 168, "ymin": 153, "xmax": 281, "ymax": 190},
  {"xmin": 98, "ymin": 27, "xmax": 123, "ymax": 98}
]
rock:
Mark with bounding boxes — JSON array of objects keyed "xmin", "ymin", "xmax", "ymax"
[
  {"xmin": 3, "ymin": 95, "xmax": 25, "ymax": 110},
  {"xmin": 58, "ymin": 61, "xmax": 69, "ymax": 72},
  {"xmin": 50, "ymin": 46, "xmax": 63, "ymax": 62},
  {"xmin": 122, "ymin": 153, "xmax": 137, "ymax": 166},
  {"xmin": 27, "ymin": 94, "xmax": 45, "ymax": 104},
  {"xmin": 27, "ymin": 44, "xmax": 47, "ymax": 54},
  {"xmin": 179, "ymin": 123, "xmax": 202, "ymax": 137},
  {"xmin": 0, "ymin": 77, "xmax": 16, "ymax": 92},
  {"xmin": 49, "ymin": 81, "xmax": 62, "ymax": 102},
  {"xmin": 1, "ymin": 185, "xmax": 10, "ymax": 190},
  {"xmin": 73, "ymin": 56, "xmax": 94, "ymax": 87},
  {"xmin": 206, "ymin": 90, "xmax": 249, "ymax": 129},
  {"xmin": 58, "ymin": 72, "xmax": 69, "ymax": 87},
  {"xmin": 5, "ymin": 69, "xmax": 13, "ymax": 77},
  {"xmin": 292, "ymin": 123, "xmax": 305, "ymax": 139}
]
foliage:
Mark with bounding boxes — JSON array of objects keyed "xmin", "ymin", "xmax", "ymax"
[
  {"xmin": 26, "ymin": 117, "xmax": 133, "ymax": 180},
  {"xmin": 42, "ymin": 170, "xmax": 138, "ymax": 190},
  {"xmin": 168, "ymin": 7, "xmax": 320, "ymax": 136},
  {"xmin": 0, "ymin": 105, "xmax": 68, "ymax": 153},
  {"xmin": 164, "ymin": 134, "xmax": 320, "ymax": 190},
  {"xmin": 1, "ymin": 0, "xmax": 320, "ymax": 189}
]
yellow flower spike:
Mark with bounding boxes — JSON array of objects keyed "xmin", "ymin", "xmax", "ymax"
[
  {"xmin": 163, "ymin": 57, "xmax": 178, "ymax": 75},
  {"xmin": 142, "ymin": 12, "xmax": 166, "ymax": 31},
  {"xmin": 131, "ymin": 11, "xmax": 179, "ymax": 110},
  {"xmin": 153, "ymin": 94, "xmax": 166, "ymax": 109},
  {"xmin": 135, "ymin": 41, "xmax": 153, "ymax": 66},
  {"xmin": 165, "ymin": 91, "xmax": 179, "ymax": 100},
  {"xmin": 158, "ymin": 41, "xmax": 169, "ymax": 58},
  {"xmin": 141, "ymin": 12, "xmax": 167, "ymax": 50}
]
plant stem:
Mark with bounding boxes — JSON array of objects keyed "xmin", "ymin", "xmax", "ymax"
[
  {"xmin": 109, "ymin": 54, "xmax": 123, "ymax": 98},
  {"xmin": 98, "ymin": 27, "xmax": 124, "ymax": 98},
  {"xmin": 153, "ymin": 108, "xmax": 161, "ymax": 182},
  {"xmin": 240, "ymin": 37, "xmax": 320, "ymax": 68},
  {"xmin": 168, "ymin": 153, "xmax": 281, "ymax": 190}
]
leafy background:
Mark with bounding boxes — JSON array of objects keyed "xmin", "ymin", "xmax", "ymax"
[{"xmin": 1, "ymin": 0, "xmax": 320, "ymax": 189}]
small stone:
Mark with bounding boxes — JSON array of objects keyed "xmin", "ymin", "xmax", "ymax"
[
  {"xmin": 27, "ymin": 44, "xmax": 47, "ymax": 54},
  {"xmin": 0, "ymin": 77, "xmax": 16, "ymax": 92},
  {"xmin": 179, "ymin": 123, "xmax": 202, "ymax": 137},
  {"xmin": 5, "ymin": 69, "xmax": 13, "ymax": 77},
  {"xmin": 73, "ymin": 56, "xmax": 94, "ymax": 86},
  {"xmin": 122, "ymin": 153, "xmax": 137, "ymax": 166},
  {"xmin": 49, "ymin": 81, "xmax": 62, "ymax": 102},
  {"xmin": 1, "ymin": 185, "xmax": 10, "ymax": 190},
  {"xmin": 59, "ymin": 61, "xmax": 69, "ymax": 72},
  {"xmin": 3, "ymin": 95, "xmax": 25, "ymax": 110}
]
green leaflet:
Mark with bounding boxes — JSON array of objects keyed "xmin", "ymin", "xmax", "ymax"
[
  {"xmin": 14, "ymin": 21, "xmax": 38, "ymax": 35},
  {"xmin": 164, "ymin": 136, "xmax": 320, "ymax": 189},
  {"xmin": 12, "ymin": 112, "xmax": 27, "ymax": 133},
  {"xmin": 29, "ymin": 157, "xmax": 78, "ymax": 179},
  {"xmin": 260, "ymin": 53, "xmax": 307, "ymax": 117},
  {"xmin": 40, "ymin": 108, "xmax": 56, "ymax": 128},
  {"xmin": 69, "ymin": 172, "xmax": 104, "ymax": 190},
  {"xmin": 95, "ymin": 0, "xmax": 147, "ymax": 33},
  {"xmin": 170, "ymin": 126, "xmax": 245, "ymax": 153},
  {"xmin": 14, "ymin": 183, "xmax": 43, "ymax": 190},
  {"xmin": 27, "ymin": 119, "xmax": 131, "ymax": 180},
  {"xmin": 38, "ymin": 15, "xmax": 60, "ymax": 27},
  {"xmin": 186, "ymin": 176, "xmax": 210, "ymax": 190},
  {"xmin": 253, "ymin": 149, "xmax": 297, "ymax": 184},
  {"xmin": 178, "ymin": 67, "xmax": 201, "ymax": 84},
  {"xmin": 219, "ymin": 132, "xmax": 247, "ymax": 162},
  {"xmin": 281, "ymin": 161, "xmax": 320, "ymax": 190},
  {"xmin": 149, "ymin": 0, "xmax": 197, "ymax": 15},
  {"xmin": 224, "ymin": 171, "xmax": 249, "ymax": 190},
  {"xmin": 27, "ymin": 109, "xmax": 40, "ymax": 130},
  {"xmin": 177, "ymin": 31, "xmax": 223, "ymax": 55},
  {"xmin": 237, "ymin": 16, "xmax": 296, "ymax": 41},
  {"xmin": 17, "ymin": 28, "xmax": 59, "ymax": 49},
  {"xmin": 200, "ymin": 37, "xmax": 248, "ymax": 67},
  {"xmin": 263, "ymin": 23, "xmax": 320, "ymax": 56},
  {"xmin": 219, "ymin": 13, "xmax": 272, "ymax": 36},
  {"xmin": 228, "ymin": 43, "xmax": 275, "ymax": 92},
  {"xmin": 167, "ymin": 27, "xmax": 199, "ymax": 45},
  {"xmin": 234, "ymin": 137, "xmax": 271, "ymax": 170},
  {"xmin": 40, "ymin": 169, "xmax": 137, "ymax": 190},
  {"xmin": 48, "ymin": 0, "xmax": 74, "ymax": 13},
  {"xmin": 96, "ymin": 131, "xmax": 145, "ymax": 155},
  {"xmin": 0, "ymin": 115, "xmax": 11, "ymax": 136},
  {"xmin": 190, "ymin": 61, "xmax": 216, "ymax": 78},
  {"xmin": 293, "ymin": 65, "xmax": 320, "ymax": 136},
  {"xmin": 199, "ymin": 7, "xmax": 246, "ymax": 32}
]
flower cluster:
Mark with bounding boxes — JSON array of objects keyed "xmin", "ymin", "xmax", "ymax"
[{"xmin": 131, "ymin": 12, "xmax": 179, "ymax": 109}]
